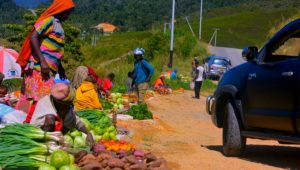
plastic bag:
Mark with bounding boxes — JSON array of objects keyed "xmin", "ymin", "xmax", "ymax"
[{"xmin": 190, "ymin": 82, "xmax": 195, "ymax": 90}]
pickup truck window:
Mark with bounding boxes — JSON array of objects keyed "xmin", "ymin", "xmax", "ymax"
[
  {"xmin": 272, "ymin": 37, "xmax": 300, "ymax": 57},
  {"xmin": 264, "ymin": 34, "xmax": 300, "ymax": 63}
]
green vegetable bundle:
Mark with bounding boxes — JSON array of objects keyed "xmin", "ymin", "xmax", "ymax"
[
  {"xmin": 77, "ymin": 109, "xmax": 111, "ymax": 128},
  {"xmin": 127, "ymin": 104, "xmax": 153, "ymax": 120},
  {"xmin": 76, "ymin": 109, "xmax": 117, "ymax": 141},
  {"xmin": 0, "ymin": 124, "xmax": 64, "ymax": 169},
  {"xmin": 100, "ymin": 98, "xmax": 114, "ymax": 110},
  {"xmin": 110, "ymin": 86, "xmax": 127, "ymax": 93}
]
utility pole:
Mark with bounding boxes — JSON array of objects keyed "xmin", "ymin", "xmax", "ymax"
[
  {"xmin": 185, "ymin": 16, "xmax": 196, "ymax": 38},
  {"xmin": 199, "ymin": 0, "xmax": 203, "ymax": 40},
  {"xmin": 209, "ymin": 28, "xmax": 220, "ymax": 46},
  {"xmin": 169, "ymin": 0, "xmax": 176, "ymax": 68}
]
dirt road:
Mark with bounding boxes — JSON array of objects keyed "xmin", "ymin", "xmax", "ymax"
[{"xmin": 124, "ymin": 92, "xmax": 300, "ymax": 170}]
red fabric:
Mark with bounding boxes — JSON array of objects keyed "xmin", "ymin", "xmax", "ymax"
[
  {"xmin": 87, "ymin": 66, "xmax": 99, "ymax": 80},
  {"xmin": 17, "ymin": 0, "xmax": 75, "ymax": 68},
  {"xmin": 54, "ymin": 115, "xmax": 63, "ymax": 131},
  {"xmin": 154, "ymin": 78, "xmax": 164, "ymax": 88},
  {"xmin": 87, "ymin": 66, "xmax": 103, "ymax": 88},
  {"xmin": 102, "ymin": 79, "xmax": 113, "ymax": 91},
  {"xmin": 23, "ymin": 101, "xmax": 37, "ymax": 124}
]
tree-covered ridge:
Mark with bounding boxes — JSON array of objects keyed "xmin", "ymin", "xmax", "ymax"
[{"xmin": 1, "ymin": 0, "xmax": 300, "ymax": 32}]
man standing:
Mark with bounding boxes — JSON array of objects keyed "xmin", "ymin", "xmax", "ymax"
[
  {"xmin": 132, "ymin": 48, "xmax": 154, "ymax": 104},
  {"xmin": 193, "ymin": 60, "xmax": 204, "ymax": 99}
]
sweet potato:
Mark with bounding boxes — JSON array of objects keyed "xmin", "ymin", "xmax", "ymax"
[
  {"xmin": 125, "ymin": 155, "xmax": 139, "ymax": 164},
  {"xmin": 108, "ymin": 158, "xmax": 125, "ymax": 168},
  {"xmin": 100, "ymin": 153, "xmax": 113, "ymax": 160},
  {"xmin": 129, "ymin": 163, "xmax": 147, "ymax": 170},
  {"xmin": 75, "ymin": 150, "xmax": 88, "ymax": 163},
  {"xmin": 101, "ymin": 159, "xmax": 108, "ymax": 167},
  {"xmin": 79, "ymin": 160, "xmax": 103, "ymax": 170},
  {"xmin": 111, "ymin": 168, "xmax": 122, "ymax": 170}
]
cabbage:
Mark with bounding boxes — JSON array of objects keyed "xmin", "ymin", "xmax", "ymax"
[
  {"xmin": 59, "ymin": 165, "xmax": 80, "ymax": 170},
  {"xmin": 117, "ymin": 98, "xmax": 123, "ymax": 104},
  {"xmin": 50, "ymin": 150, "xmax": 70, "ymax": 169},
  {"xmin": 95, "ymin": 135, "xmax": 102, "ymax": 142},
  {"xmin": 73, "ymin": 136, "xmax": 86, "ymax": 148},
  {"xmin": 64, "ymin": 135, "xmax": 73, "ymax": 146},
  {"xmin": 94, "ymin": 127, "xmax": 105, "ymax": 135},
  {"xmin": 70, "ymin": 130, "xmax": 82, "ymax": 138},
  {"xmin": 107, "ymin": 126, "xmax": 115, "ymax": 132},
  {"xmin": 69, "ymin": 154, "xmax": 75, "ymax": 164},
  {"xmin": 39, "ymin": 165, "xmax": 56, "ymax": 170},
  {"xmin": 118, "ymin": 104, "xmax": 124, "ymax": 110},
  {"xmin": 80, "ymin": 118, "xmax": 91, "ymax": 130},
  {"xmin": 113, "ymin": 104, "xmax": 119, "ymax": 110},
  {"xmin": 102, "ymin": 132, "xmax": 110, "ymax": 141}
]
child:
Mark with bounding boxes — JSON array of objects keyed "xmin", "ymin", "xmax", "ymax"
[
  {"xmin": 101, "ymin": 73, "xmax": 115, "ymax": 95},
  {"xmin": 125, "ymin": 71, "xmax": 134, "ymax": 93}
]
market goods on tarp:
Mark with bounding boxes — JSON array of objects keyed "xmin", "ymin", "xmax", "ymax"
[
  {"xmin": 126, "ymin": 104, "xmax": 153, "ymax": 120},
  {"xmin": 100, "ymin": 98, "xmax": 114, "ymax": 110},
  {"xmin": 145, "ymin": 90, "xmax": 155, "ymax": 100},
  {"xmin": 75, "ymin": 149, "xmax": 170, "ymax": 170},
  {"xmin": 0, "ymin": 123, "xmax": 64, "ymax": 142},
  {"xmin": 75, "ymin": 109, "xmax": 117, "ymax": 142},
  {"xmin": 95, "ymin": 140, "xmax": 135, "ymax": 152},
  {"xmin": 111, "ymin": 86, "xmax": 127, "ymax": 93},
  {"xmin": 40, "ymin": 150, "xmax": 79, "ymax": 170},
  {"xmin": 50, "ymin": 150, "xmax": 70, "ymax": 169}
]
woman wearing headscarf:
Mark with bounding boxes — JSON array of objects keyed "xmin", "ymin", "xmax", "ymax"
[{"xmin": 17, "ymin": 0, "xmax": 75, "ymax": 102}]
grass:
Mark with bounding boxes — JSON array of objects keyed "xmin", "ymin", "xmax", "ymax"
[{"xmin": 186, "ymin": 8, "xmax": 298, "ymax": 48}]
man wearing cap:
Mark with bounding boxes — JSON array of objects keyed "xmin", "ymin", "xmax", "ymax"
[
  {"xmin": 30, "ymin": 83, "xmax": 94, "ymax": 146},
  {"xmin": 132, "ymin": 48, "xmax": 154, "ymax": 104}
]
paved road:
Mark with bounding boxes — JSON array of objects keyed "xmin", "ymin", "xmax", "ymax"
[{"xmin": 209, "ymin": 46, "xmax": 246, "ymax": 67}]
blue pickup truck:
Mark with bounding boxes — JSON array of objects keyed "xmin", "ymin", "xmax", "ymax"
[{"xmin": 206, "ymin": 19, "xmax": 300, "ymax": 156}]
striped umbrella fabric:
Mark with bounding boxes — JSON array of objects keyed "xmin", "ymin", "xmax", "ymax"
[{"xmin": 0, "ymin": 46, "xmax": 21, "ymax": 79}]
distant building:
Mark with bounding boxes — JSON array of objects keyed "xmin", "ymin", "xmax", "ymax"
[{"xmin": 94, "ymin": 23, "xmax": 117, "ymax": 35}]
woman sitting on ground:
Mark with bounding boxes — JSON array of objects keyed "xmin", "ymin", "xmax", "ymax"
[
  {"xmin": 74, "ymin": 75, "xmax": 102, "ymax": 111},
  {"xmin": 153, "ymin": 75, "xmax": 166, "ymax": 89}
]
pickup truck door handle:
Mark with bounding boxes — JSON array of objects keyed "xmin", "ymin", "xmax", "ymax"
[{"xmin": 282, "ymin": 71, "xmax": 294, "ymax": 77}]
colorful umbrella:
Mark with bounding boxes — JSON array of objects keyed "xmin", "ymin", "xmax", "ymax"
[{"xmin": 0, "ymin": 46, "xmax": 21, "ymax": 79}]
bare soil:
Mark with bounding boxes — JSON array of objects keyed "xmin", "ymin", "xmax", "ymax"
[{"xmin": 123, "ymin": 91, "xmax": 300, "ymax": 170}]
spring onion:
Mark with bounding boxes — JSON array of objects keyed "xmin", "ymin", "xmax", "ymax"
[{"xmin": 0, "ymin": 124, "xmax": 64, "ymax": 143}]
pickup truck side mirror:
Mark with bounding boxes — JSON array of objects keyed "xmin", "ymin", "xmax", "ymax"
[{"xmin": 242, "ymin": 46, "xmax": 258, "ymax": 62}]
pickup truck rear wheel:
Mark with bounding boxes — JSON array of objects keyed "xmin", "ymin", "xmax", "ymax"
[{"xmin": 223, "ymin": 102, "xmax": 246, "ymax": 156}]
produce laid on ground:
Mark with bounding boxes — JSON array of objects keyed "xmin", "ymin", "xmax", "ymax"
[
  {"xmin": 0, "ymin": 124, "xmax": 67, "ymax": 169},
  {"xmin": 39, "ymin": 150, "xmax": 79, "ymax": 170},
  {"xmin": 75, "ymin": 146, "xmax": 170, "ymax": 170},
  {"xmin": 96, "ymin": 140, "xmax": 135, "ymax": 152},
  {"xmin": 154, "ymin": 88, "xmax": 172, "ymax": 95},
  {"xmin": 126, "ymin": 104, "xmax": 153, "ymax": 120},
  {"xmin": 76, "ymin": 109, "xmax": 117, "ymax": 142},
  {"xmin": 145, "ymin": 90, "xmax": 156, "ymax": 100}
]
